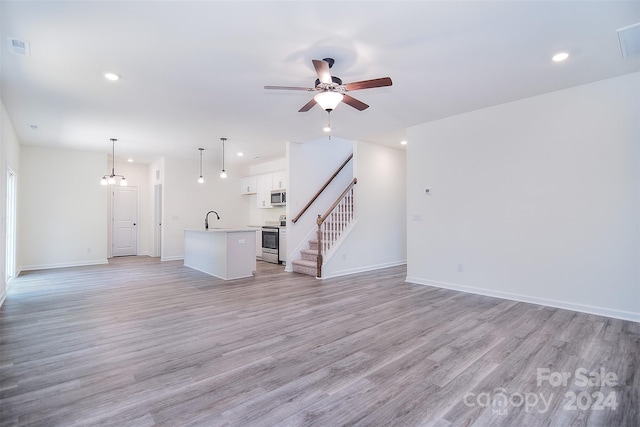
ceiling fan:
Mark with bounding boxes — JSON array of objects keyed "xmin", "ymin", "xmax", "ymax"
[{"xmin": 264, "ymin": 58, "xmax": 392, "ymax": 112}]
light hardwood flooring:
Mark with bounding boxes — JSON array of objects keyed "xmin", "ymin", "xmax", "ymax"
[{"xmin": 1, "ymin": 257, "xmax": 638, "ymax": 426}]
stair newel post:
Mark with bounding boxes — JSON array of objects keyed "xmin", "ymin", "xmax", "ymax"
[{"xmin": 316, "ymin": 214, "xmax": 323, "ymax": 278}]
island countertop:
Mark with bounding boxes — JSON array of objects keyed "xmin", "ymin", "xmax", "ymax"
[
  {"xmin": 183, "ymin": 229, "xmax": 256, "ymax": 280},
  {"xmin": 184, "ymin": 227, "xmax": 258, "ymax": 233}
]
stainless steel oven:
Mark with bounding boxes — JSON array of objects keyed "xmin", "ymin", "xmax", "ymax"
[{"xmin": 261, "ymin": 226, "xmax": 280, "ymax": 264}]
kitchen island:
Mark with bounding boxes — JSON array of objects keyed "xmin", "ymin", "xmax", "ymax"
[{"xmin": 184, "ymin": 228, "xmax": 257, "ymax": 280}]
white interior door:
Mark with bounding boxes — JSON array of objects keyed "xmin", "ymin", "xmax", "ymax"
[{"xmin": 112, "ymin": 186, "xmax": 138, "ymax": 257}]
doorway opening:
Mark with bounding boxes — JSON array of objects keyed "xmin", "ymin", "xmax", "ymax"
[
  {"xmin": 5, "ymin": 166, "xmax": 17, "ymax": 283},
  {"xmin": 154, "ymin": 184, "xmax": 162, "ymax": 258}
]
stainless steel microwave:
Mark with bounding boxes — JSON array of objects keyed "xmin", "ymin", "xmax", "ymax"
[{"xmin": 270, "ymin": 190, "xmax": 286, "ymax": 206}]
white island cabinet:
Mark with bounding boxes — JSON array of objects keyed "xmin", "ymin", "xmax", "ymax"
[{"xmin": 184, "ymin": 229, "xmax": 257, "ymax": 280}]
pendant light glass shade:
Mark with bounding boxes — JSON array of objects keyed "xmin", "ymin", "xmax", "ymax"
[
  {"xmin": 100, "ymin": 138, "xmax": 127, "ymax": 186},
  {"xmin": 314, "ymin": 91, "xmax": 343, "ymax": 111},
  {"xmin": 198, "ymin": 148, "xmax": 205, "ymax": 183},
  {"xmin": 220, "ymin": 137, "xmax": 227, "ymax": 179}
]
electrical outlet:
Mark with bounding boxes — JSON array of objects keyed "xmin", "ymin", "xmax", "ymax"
[
  {"xmin": 412, "ymin": 213, "xmax": 423, "ymax": 221},
  {"xmin": 238, "ymin": 239, "xmax": 245, "ymax": 244},
  {"xmin": 457, "ymin": 263, "xmax": 464, "ymax": 272}
]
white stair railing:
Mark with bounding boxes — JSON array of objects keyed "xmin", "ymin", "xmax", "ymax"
[{"xmin": 315, "ymin": 178, "xmax": 357, "ymax": 277}]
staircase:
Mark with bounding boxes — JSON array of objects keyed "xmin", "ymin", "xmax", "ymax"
[
  {"xmin": 291, "ymin": 178, "xmax": 357, "ymax": 278},
  {"xmin": 291, "ymin": 240, "xmax": 320, "ymax": 277}
]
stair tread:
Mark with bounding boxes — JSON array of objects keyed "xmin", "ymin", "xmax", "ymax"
[{"xmin": 291, "ymin": 259, "xmax": 316, "ymax": 267}]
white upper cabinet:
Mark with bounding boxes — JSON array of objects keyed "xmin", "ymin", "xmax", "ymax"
[
  {"xmin": 240, "ymin": 176, "xmax": 257, "ymax": 195},
  {"xmin": 271, "ymin": 171, "xmax": 286, "ymax": 191},
  {"xmin": 240, "ymin": 169, "xmax": 286, "ymax": 208},
  {"xmin": 256, "ymin": 173, "xmax": 273, "ymax": 209}
]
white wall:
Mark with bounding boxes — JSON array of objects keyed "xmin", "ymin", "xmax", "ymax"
[
  {"xmin": 1, "ymin": 99, "xmax": 21, "ymax": 305},
  {"xmin": 19, "ymin": 146, "xmax": 108, "ymax": 270},
  {"xmin": 287, "ymin": 137, "xmax": 354, "ymax": 267},
  {"xmin": 150, "ymin": 157, "xmax": 164, "ymax": 257},
  {"xmin": 161, "ymin": 156, "xmax": 250, "ymax": 260},
  {"xmin": 407, "ymin": 72, "xmax": 640, "ymax": 322},
  {"xmin": 322, "ymin": 140, "xmax": 407, "ymax": 278}
]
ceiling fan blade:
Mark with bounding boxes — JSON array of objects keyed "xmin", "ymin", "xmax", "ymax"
[
  {"xmin": 298, "ymin": 98, "xmax": 317, "ymax": 112},
  {"xmin": 264, "ymin": 85, "xmax": 315, "ymax": 91},
  {"xmin": 312, "ymin": 59, "xmax": 332, "ymax": 85},
  {"xmin": 342, "ymin": 94, "xmax": 369, "ymax": 111},
  {"xmin": 345, "ymin": 77, "xmax": 393, "ymax": 91}
]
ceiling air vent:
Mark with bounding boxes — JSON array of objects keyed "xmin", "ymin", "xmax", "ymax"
[
  {"xmin": 617, "ymin": 23, "xmax": 640, "ymax": 58},
  {"xmin": 8, "ymin": 37, "xmax": 31, "ymax": 56}
]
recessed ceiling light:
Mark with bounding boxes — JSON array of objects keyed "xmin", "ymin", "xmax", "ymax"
[
  {"xmin": 400, "ymin": 140, "xmax": 407, "ymax": 145},
  {"xmin": 323, "ymin": 126, "xmax": 331, "ymax": 133},
  {"xmin": 237, "ymin": 152, "xmax": 244, "ymax": 157},
  {"xmin": 104, "ymin": 72, "xmax": 120, "ymax": 81},
  {"xmin": 127, "ymin": 158, "xmax": 133, "ymax": 163},
  {"xmin": 552, "ymin": 52, "xmax": 569, "ymax": 62}
]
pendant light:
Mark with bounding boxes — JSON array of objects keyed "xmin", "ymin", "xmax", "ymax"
[
  {"xmin": 100, "ymin": 138, "xmax": 127, "ymax": 186},
  {"xmin": 198, "ymin": 148, "xmax": 205, "ymax": 183},
  {"xmin": 220, "ymin": 137, "xmax": 227, "ymax": 179}
]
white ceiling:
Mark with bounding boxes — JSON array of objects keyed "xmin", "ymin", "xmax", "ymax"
[{"xmin": 1, "ymin": 1, "xmax": 639, "ymax": 166}]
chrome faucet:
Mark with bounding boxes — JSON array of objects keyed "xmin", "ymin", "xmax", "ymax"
[{"xmin": 205, "ymin": 210, "xmax": 220, "ymax": 229}]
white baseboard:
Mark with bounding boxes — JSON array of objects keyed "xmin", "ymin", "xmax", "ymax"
[
  {"xmin": 20, "ymin": 259, "xmax": 109, "ymax": 272},
  {"xmin": 1, "ymin": 274, "xmax": 16, "ymax": 308},
  {"xmin": 322, "ymin": 260, "xmax": 407, "ymax": 280},
  {"xmin": 405, "ymin": 276, "xmax": 640, "ymax": 323},
  {"xmin": 160, "ymin": 256, "xmax": 184, "ymax": 262}
]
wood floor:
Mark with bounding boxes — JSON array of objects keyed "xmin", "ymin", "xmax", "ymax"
[{"xmin": 1, "ymin": 257, "xmax": 638, "ymax": 427}]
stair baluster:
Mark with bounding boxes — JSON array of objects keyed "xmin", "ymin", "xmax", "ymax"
[{"xmin": 314, "ymin": 179, "xmax": 357, "ymax": 278}]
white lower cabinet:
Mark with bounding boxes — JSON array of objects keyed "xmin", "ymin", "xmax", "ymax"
[
  {"xmin": 279, "ymin": 228, "xmax": 286, "ymax": 264},
  {"xmin": 256, "ymin": 229, "xmax": 262, "ymax": 258}
]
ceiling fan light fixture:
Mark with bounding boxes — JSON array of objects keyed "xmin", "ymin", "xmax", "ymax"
[{"xmin": 314, "ymin": 91, "xmax": 343, "ymax": 111}]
